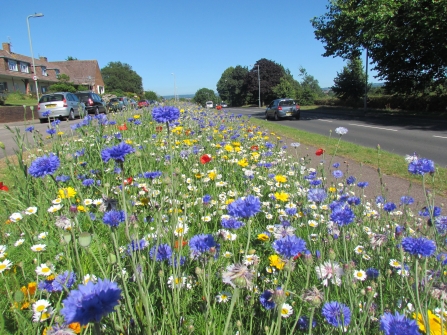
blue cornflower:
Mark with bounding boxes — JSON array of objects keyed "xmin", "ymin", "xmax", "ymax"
[
  {"xmin": 221, "ymin": 217, "xmax": 245, "ymax": 230},
  {"xmin": 46, "ymin": 128, "xmax": 56, "ymax": 135},
  {"xmin": 366, "ymin": 268, "xmax": 379, "ymax": 279},
  {"xmin": 401, "ymin": 236, "xmax": 436, "ymax": 257},
  {"xmin": 60, "ymin": 278, "xmax": 121, "ymax": 325},
  {"xmin": 437, "ymin": 253, "xmax": 447, "ymax": 265},
  {"xmin": 82, "ymin": 178, "xmax": 95, "ymax": 187},
  {"xmin": 227, "ymin": 195, "xmax": 261, "ymax": 218},
  {"xmin": 347, "ymin": 197, "xmax": 361, "ymax": 206},
  {"xmin": 272, "ymin": 235, "xmax": 307, "ymax": 259},
  {"xmin": 42, "ymin": 110, "xmax": 51, "ymax": 117},
  {"xmin": 435, "ymin": 216, "xmax": 447, "ymax": 235},
  {"xmin": 335, "ymin": 127, "xmax": 348, "ymax": 135},
  {"xmin": 380, "ymin": 312, "xmax": 422, "ymax": 335},
  {"xmin": 25, "ymin": 126, "xmax": 34, "ymax": 132},
  {"xmin": 332, "ymin": 170, "xmax": 343, "ymax": 179},
  {"xmin": 143, "ymin": 171, "xmax": 162, "ymax": 179},
  {"xmin": 149, "ymin": 243, "xmax": 173, "ymax": 262},
  {"xmin": 55, "ymin": 175, "xmax": 70, "ymax": 182},
  {"xmin": 102, "ymin": 210, "xmax": 126, "ymax": 227},
  {"xmin": 52, "ymin": 271, "xmax": 77, "ymax": 291},
  {"xmin": 151, "ymin": 106, "xmax": 180, "ymax": 123},
  {"xmin": 189, "ymin": 234, "xmax": 217, "ymax": 255},
  {"xmin": 322, "ymin": 301, "xmax": 351, "ymax": 327},
  {"xmin": 259, "ymin": 290, "xmax": 275, "ymax": 310},
  {"xmin": 357, "ymin": 181, "xmax": 369, "ymax": 188},
  {"xmin": 285, "ymin": 207, "xmax": 297, "ymax": 216},
  {"xmin": 376, "ymin": 196, "xmax": 385, "ymax": 204},
  {"xmin": 101, "ymin": 142, "xmax": 135, "ymax": 163},
  {"xmin": 408, "ymin": 158, "xmax": 435, "ymax": 175},
  {"xmin": 296, "ymin": 316, "xmax": 317, "ymax": 331},
  {"xmin": 310, "ymin": 179, "xmax": 322, "ymax": 186},
  {"xmin": 330, "ymin": 206, "xmax": 355, "ymax": 226},
  {"xmin": 332, "ymin": 162, "xmax": 340, "ymax": 168},
  {"xmin": 419, "ymin": 206, "xmax": 442, "ymax": 217},
  {"xmin": 202, "ymin": 194, "xmax": 212, "ymax": 204},
  {"xmin": 126, "ymin": 239, "xmax": 149, "ymax": 254},
  {"xmin": 28, "ymin": 153, "xmax": 60, "ymax": 178},
  {"xmin": 346, "ymin": 176, "xmax": 356, "ymax": 185},
  {"xmin": 307, "ymin": 188, "xmax": 327, "ymax": 203},
  {"xmin": 383, "ymin": 202, "xmax": 397, "ymax": 212},
  {"xmin": 400, "ymin": 196, "xmax": 414, "ymax": 205}
]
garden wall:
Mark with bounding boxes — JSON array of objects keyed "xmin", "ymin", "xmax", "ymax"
[{"xmin": 0, "ymin": 106, "xmax": 39, "ymax": 123}]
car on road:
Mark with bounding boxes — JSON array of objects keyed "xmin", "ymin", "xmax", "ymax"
[
  {"xmin": 138, "ymin": 99, "xmax": 150, "ymax": 108},
  {"xmin": 221, "ymin": 102, "xmax": 228, "ymax": 108},
  {"xmin": 265, "ymin": 98, "xmax": 300, "ymax": 120},
  {"xmin": 74, "ymin": 91, "xmax": 106, "ymax": 115},
  {"xmin": 107, "ymin": 98, "xmax": 124, "ymax": 112},
  {"xmin": 38, "ymin": 92, "xmax": 85, "ymax": 122},
  {"xmin": 205, "ymin": 101, "xmax": 214, "ymax": 108},
  {"xmin": 129, "ymin": 99, "xmax": 137, "ymax": 109},
  {"xmin": 118, "ymin": 97, "xmax": 129, "ymax": 110}
]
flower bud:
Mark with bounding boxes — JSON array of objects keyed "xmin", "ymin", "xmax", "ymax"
[
  {"xmin": 328, "ymin": 249, "xmax": 336, "ymax": 260},
  {"xmin": 78, "ymin": 232, "xmax": 92, "ymax": 247}
]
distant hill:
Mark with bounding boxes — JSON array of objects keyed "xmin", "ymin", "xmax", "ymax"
[
  {"xmin": 321, "ymin": 82, "xmax": 384, "ymax": 90},
  {"xmin": 163, "ymin": 94, "xmax": 194, "ymax": 100}
]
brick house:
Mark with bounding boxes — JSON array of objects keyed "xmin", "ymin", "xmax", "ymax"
[{"xmin": 0, "ymin": 42, "xmax": 105, "ymax": 96}]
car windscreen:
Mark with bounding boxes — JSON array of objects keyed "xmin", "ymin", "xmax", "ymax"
[
  {"xmin": 279, "ymin": 100, "xmax": 295, "ymax": 106},
  {"xmin": 109, "ymin": 98, "xmax": 119, "ymax": 102},
  {"xmin": 39, "ymin": 94, "xmax": 64, "ymax": 103},
  {"xmin": 76, "ymin": 94, "xmax": 90, "ymax": 102}
]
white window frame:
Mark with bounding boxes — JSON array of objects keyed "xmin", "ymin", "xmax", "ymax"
[
  {"xmin": 41, "ymin": 66, "xmax": 47, "ymax": 76},
  {"xmin": 8, "ymin": 60, "xmax": 18, "ymax": 72},
  {"xmin": 20, "ymin": 62, "xmax": 29, "ymax": 73}
]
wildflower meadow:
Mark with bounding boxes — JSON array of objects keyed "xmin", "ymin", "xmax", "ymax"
[{"xmin": 0, "ymin": 103, "xmax": 445, "ymax": 335}]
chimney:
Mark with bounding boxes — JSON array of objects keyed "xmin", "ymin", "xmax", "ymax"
[
  {"xmin": 40, "ymin": 56, "xmax": 47, "ymax": 62},
  {"xmin": 2, "ymin": 42, "xmax": 11, "ymax": 53}
]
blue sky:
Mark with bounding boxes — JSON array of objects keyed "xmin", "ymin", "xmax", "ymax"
[{"xmin": 1, "ymin": 0, "xmax": 377, "ymax": 96}]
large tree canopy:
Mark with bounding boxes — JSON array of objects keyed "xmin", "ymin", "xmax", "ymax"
[
  {"xmin": 193, "ymin": 88, "xmax": 216, "ymax": 107},
  {"xmin": 311, "ymin": 0, "xmax": 447, "ymax": 95},
  {"xmin": 101, "ymin": 62, "xmax": 143, "ymax": 94},
  {"xmin": 247, "ymin": 58, "xmax": 285, "ymax": 105},
  {"xmin": 332, "ymin": 58, "xmax": 369, "ymax": 101},
  {"xmin": 216, "ymin": 66, "xmax": 249, "ymax": 106}
]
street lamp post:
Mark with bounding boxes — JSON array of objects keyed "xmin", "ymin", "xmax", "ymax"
[
  {"xmin": 171, "ymin": 73, "xmax": 177, "ymax": 102},
  {"xmin": 27, "ymin": 13, "xmax": 44, "ymax": 103},
  {"xmin": 251, "ymin": 64, "xmax": 261, "ymax": 108}
]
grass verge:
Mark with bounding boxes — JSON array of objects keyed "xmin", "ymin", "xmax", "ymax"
[{"xmin": 249, "ymin": 117, "xmax": 447, "ymax": 197}]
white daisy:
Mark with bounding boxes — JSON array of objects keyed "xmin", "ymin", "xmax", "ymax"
[
  {"xmin": 9, "ymin": 212, "xmax": 23, "ymax": 222},
  {"xmin": 92, "ymin": 198, "xmax": 103, "ymax": 206},
  {"xmin": 35, "ymin": 263, "xmax": 54, "ymax": 276},
  {"xmin": 33, "ymin": 307, "xmax": 53, "ymax": 322},
  {"xmin": 52, "ymin": 198, "xmax": 62, "ymax": 205},
  {"xmin": 353, "ymin": 270, "xmax": 367, "ymax": 281},
  {"xmin": 389, "ymin": 259, "xmax": 401, "ymax": 268},
  {"xmin": 281, "ymin": 303, "xmax": 293, "ymax": 318},
  {"xmin": 83, "ymin": 274, "xmax": 97, "ymax": 284},
  {"xmin": 308, "ymin": 220, "xmax": 319, "ymax": 228},
  {"xmin": 223, "ymin": 251, "xmax": 233, "ymax": 258},
  {"xmin": 47, "ymin": 204, "xmax": 62, "ymax": 213},
  {"xmin": 0, "ymin": 259, "xmax": 12, "ymax": 273},
  {"xmin": 32, "ymin": 299, "xmax": 50, "ymax": 314},
  {"xmin": 0, "ymin": 245, "xmax": 6, "ymax": 254},
  {"xmin": 354, "ymin": 245, "xmax": 364, "ymax": 254},
  {"xmin": 216, "ymin": 292, "xmax": 231, "ymax": 303},
  {"xmin": 24, "ymin": 207, "xmax": 38, "ymax": 215},
  {"xmin": 37, "ymin": 232, "xmax": 48, "ymax": 240},
  {"xmin": 243, "ymin": 254, "xmax": 259, "ymax": 266},
  {"xmin": 83, "ymin": 199, "xmax": 93, "ymax": 206},
  {"xmin": 14, "ymin": 238, "xmax": 25, "ymax": 247},
  {"xmin": 31, "ymin": 244, "xmax": 46, "ymax": 252},
  {"xmin": 174, "ymin": 223, "xmax": 189, "ymax": 237}
]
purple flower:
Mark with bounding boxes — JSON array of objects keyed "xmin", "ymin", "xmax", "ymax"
[
  {"xmin": 102, "ymin": 210, "xmax": 126, "ymax": 227},
  {"xmin": 101, "ymin": 142, "xmax": 135, "ymax": 163},
  {"xmin": 437, "ymin": 253, "xmax": 447, "ymax": 266},
  {"xmin": 330, "ymin": 206, "xmax": 355, "ymax": 226},
  {"xmin": 322, "ymin": 301, "xmax": 351, "ymax": 327},
  {"xmin": 60, "ymin": 278, "xmax": 121, "ymax": 325},
  {"xmin": 82, "ymin": 178, "xmax": 95, "ymax": 187},
  {"xmin": 28, "ymin": 153, "xmax": 60, "ymax": 178},
  {"xmin": 357, "ymin": 181, "xmax": 369, "ymax": 188},
  {"xmin": 202, "ymin": 194, "xmax": 212, "ymax": 204},
  {"xmin": 25, "ymin": 126, "xmax": 34, "ymax": 132},
  {"xmin": 259, "ymin": 290, "xmax": 275, "ymax": 310},
  {"xmin": 408, "ymin": 158, "xmax": 435, "ymax": 175},
  {"xmin": 189, "ymin": 234, "xmax": 217, "ymax": 256},
  {"xmin": 297, "ymin": 316, "xmax": 317, "ymax": 331},
  {"xmin": 347, "ymin": 197, "xmax": 360, "ymax": 206},
  {"xmin": 151, "ymin": 106, "xmax": 180, "ymax": 123},
  {"xmin": 149, "ymin": 243, "xmax": 172, "ymax": 261},
  {"xmin": 46, "ymin": 128, "xmax": 56, "ymax": 135},
  {"xmin": 307, "ymin": 188, "xmax": 327, "ymax": 203},
  {"xmin": 143, "ymin": 171, "xmax": 162, "ymax": 179},
  {"xmin": 419, "ymin": 206, "xmax": 442, "ymax": 217},
  {"xmin": 227, "ymin": 195, "xmax": 261, "ymax": 218},
  {"xmin": 435, "ymin": 216, "xmax": 447, "ymax": 235},
  {"xmin": 401, "ymin": 237, "xmax": 436, "ymax": 257},
  {"xmin": 380, "ymin": 312, "xmax": 422, "ymax": 335},
  {"xmin": 272, "ymin": 235, "xmax": 307, "ymax": 259},
  {"xmin": 42, "ymin": 110, "xmax": 51, "ymax": 117},
  {"xmin": 221, "ymin": 217, "xmax": 245, "ymax": 230},
  {"xmin": 52, "ymin": 271, "xmax": 77, "ymax": 291},
  {"xmin": 332, "ymin": 170, "xmax": 343, "ymax": 179},
  {"xmin": 400, "ymin": 196, "xmax": 414, "ymax": 205},
  {"xmin": 346, "ymin": 176, "xmax": 356, "ymax": 185},
  {"xmin": 126, "ymin": 239, "xmax": 149, "ymax": 255},
  {"xmin": 366, "ymin": 268, "xmax": 379, "ymax": 279},
  {"xmin": 383, "ymin": 202, "xmax": 397, "ymax": 212}
]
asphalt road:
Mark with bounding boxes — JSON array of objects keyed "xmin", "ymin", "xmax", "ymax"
[
  {"xmin": 1, "ymin": 108, "xmax": 446, "ymax": 168},
  {"xmin": 225, "ymin": 107, "xmax": 447, "ymax": 167}
]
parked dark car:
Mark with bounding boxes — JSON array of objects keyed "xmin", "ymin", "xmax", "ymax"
[
  {"xmin": 118, "ymin": 97, "xmax": 129, "ymax": 109},
  {"xmin": 107, "ymin": 98, "xmax": 124, "ymax": 112},
  {"xmin": 265, "ymin": 98, "xmax": 300, "ymax": 120},
  {"xmin": 129, "ymin": 99, "xmax": 137, "ymax": 109},
  {"xmin": 138, "ymin": 99, "xmax": 150, "ymax": 108},
  {"xmin": 74, "ymin": 91, "xmax": 106, "ymax": 115}
]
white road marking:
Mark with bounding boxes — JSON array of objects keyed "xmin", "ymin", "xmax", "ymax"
[
  {"xmin": 317, "ymin": 119, "xmax": 333, "ymax": 122},
  {"xmin": 348, "ymin": 123, "xmax": 398, "ymax": 132},
  {"xmin": 433, "ymin": 135, "xmax": 447, "ymax": 139}
]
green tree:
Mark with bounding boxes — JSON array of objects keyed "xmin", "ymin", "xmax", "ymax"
[
  {"xmin": 311, "ymin": 0, "xmax": 447, "ymax": 95},
  {"xmin": 272, "ymin": 76, "xmax": 296, "ymax": 100},
  {"xmin": 193, "ymin": 88, "xmax": 216, "ymax": 107},
  {"xmin": 144, "ymin": 91, "xmax": 159, "ymax": 101},
  {"xmin": 48, "ymin": 74, "xmax": 77, "ymax": 93},
  {"xmin": 247, "ymin": 59, "xmax": 285, "ymax": 106},
  {"xmin": 297, "ymin": 67, "xmax": 323, "ymax": 105},
  {"xmin": 101, "ymin": 62, "xmax": 143, "ymax": 94},
  {"xmin": 332, "ymin": 58, "xmax": 369, "ymax": 101},
  {"xmin": 65, "ymin": 56, "xmax": 78, "ymax": 61},
  {"xmin": 216, "ymin": 66, "xmax": 249, "ymax": 106}
]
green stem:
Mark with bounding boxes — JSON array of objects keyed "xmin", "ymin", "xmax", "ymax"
[{"xmin": 222, "ymin": 288, "xmax": 240, "ymax": 335}]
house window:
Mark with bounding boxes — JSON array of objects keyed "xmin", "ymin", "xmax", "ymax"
[
  {"xmin": 41, "ymin": 66, "xmax": 47, "ymax": 76},
  {"xmin": 8, "ymin": 60, "xmax": 18, "ymax": 72},
  {"xmin": 20, "ymin": 62, "xmax": 29, "ymax": 73},
  {"xmin": 55, "ymin": 69, "xmax": 60, "ymax": 77},
  {"xmin": 0, "ymin": 82, "xmax": 8, "ymax": 93}
]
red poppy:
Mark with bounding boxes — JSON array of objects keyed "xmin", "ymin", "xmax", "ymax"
[
  {"xmin": 0, "ymin": 182, "xmax": 8, "ymax": 191},
  {"xmin": 174, "ymin": 240, "xmax": 188, "ymax": 249},
  {"xmin": 123, "ymin": 177, "xmax": 133, "ymax": 185},
  {"xmin": 200, "ymin": 154, "xmax": 212, "ymax": 164},
  {"xmin": 216, "ymin": 105, "xmax": 222, "ymax": 110},
  {"xmin": 250, "ymin": 145, "xmax": 259, "ymax": 151},
  {"xmin": 185, "ymin": 129, "xmax": 191, "ymax": 136},
  {"xmin": 118, "ymin": 123, "xmax": 128, "ymax": 131},
  {"xmin": 293, "ymin": 253, "xmax": 302, "ymax": 261},
  {"xmin": 156, "ymin": 126, "xmax": 163, "ymax": 132},
  {"xmin": 315, "ymin": 148, "xmax": 325, "ymax": 156}
]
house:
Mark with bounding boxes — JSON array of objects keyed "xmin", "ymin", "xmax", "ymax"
[{"xmin": 0, "ymin": 42, "xmax": 104, "ymax": 96}]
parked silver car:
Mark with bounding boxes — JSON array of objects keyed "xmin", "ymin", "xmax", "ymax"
[
  {"xmin": 38, "ymin": 92, "xmax": 85, "ymax": 123},
  {"xmin": 265, "ymin": 98, "xmax": 300, "ymax": 120}
]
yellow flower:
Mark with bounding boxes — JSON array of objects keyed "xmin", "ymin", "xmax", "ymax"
[
  {"xmin": 195, "ymin": 173, "xmax": 203, "ymax": 179},
  {"xmin": 77, "ymin": 206, "xmax": 87, "ymax": 212},
  {"xmin": 237, "ymin": 158, "xmax": 249, "ymax": 167},
  {"xmin": 180, "ymin": 109, "xmax": 185, "ymax": 113},
  {"xmin": 328, "ymin": 187, "xmax": 337, "ymax": 193},
  {"xmin": 58, "ymin": 187, "xmax": 76, "ymax": 199},
  {"xmin": 133, "ymin": 114, "xmax": 141, "ymax": 119},
  {"xmin": 225, "ymin": 199, "xmax": 235, "ymax": 205},
  {"xmin": 68, "ymin": 322, "xmax": 82, "ymax": 334},
  {"xmin": 231, "ymin": 142, "xmax": 241, "ymax": 147},
  {"xmin": 275, "ymin": 175, "xmax": 287, "ymax": 183},
  {"xmin": 274, "ymin": 192, "xmax": 290, "ymax": 202},
  {"xmin": 183, "ymin": 139, "xmax": 192, "ymax": 146},
  {"xmin": 224, "ymin": 145, "xmax": 234, "ymax": 152},
  {"xmin": 257, "ymin": 233, "xmax": 269, "ymax": 241},
  {"xmin": 57, "ymin": 131, "xmax": 64, "ymax": 136},
  {"xmin": 269, "ymin": 255, "xmax": 285, "ymax": 270},
  {"xmin": 208, "ymin": 171, "xmax": 217, "ymax": 180},
  {"xmin": 215, "ymin": 143, "xmax": 222, "ymax": 148},
  {"xmin": 125, "ymin": 139, "xmax": 133, "ymax": 144},
  {"xmin": 414, "ymin": 310, "xmax": 447, "ymax": 335}
]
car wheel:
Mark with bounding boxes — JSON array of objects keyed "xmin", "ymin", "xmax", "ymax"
[
  {"xmin": 39, "ymin": 118, "xmax": 47, "ymax": 124},
  {"xmin": 295, "ymin": 114, "xmax": 300, "ymax": 120},
  {"xmin": 68, "ymin": 109, "xmax": 75, "ymax": 120},
  {"xmin": 274, "ymin": 112, "xmax": 279, "ymax": 121},
  {"xmin": 95, "ymin": 107, "xmax": 99, "ymax": 116},
  {"xmin": 265, "ymin": 111, "xmax": 269, "ymax": 120}
]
